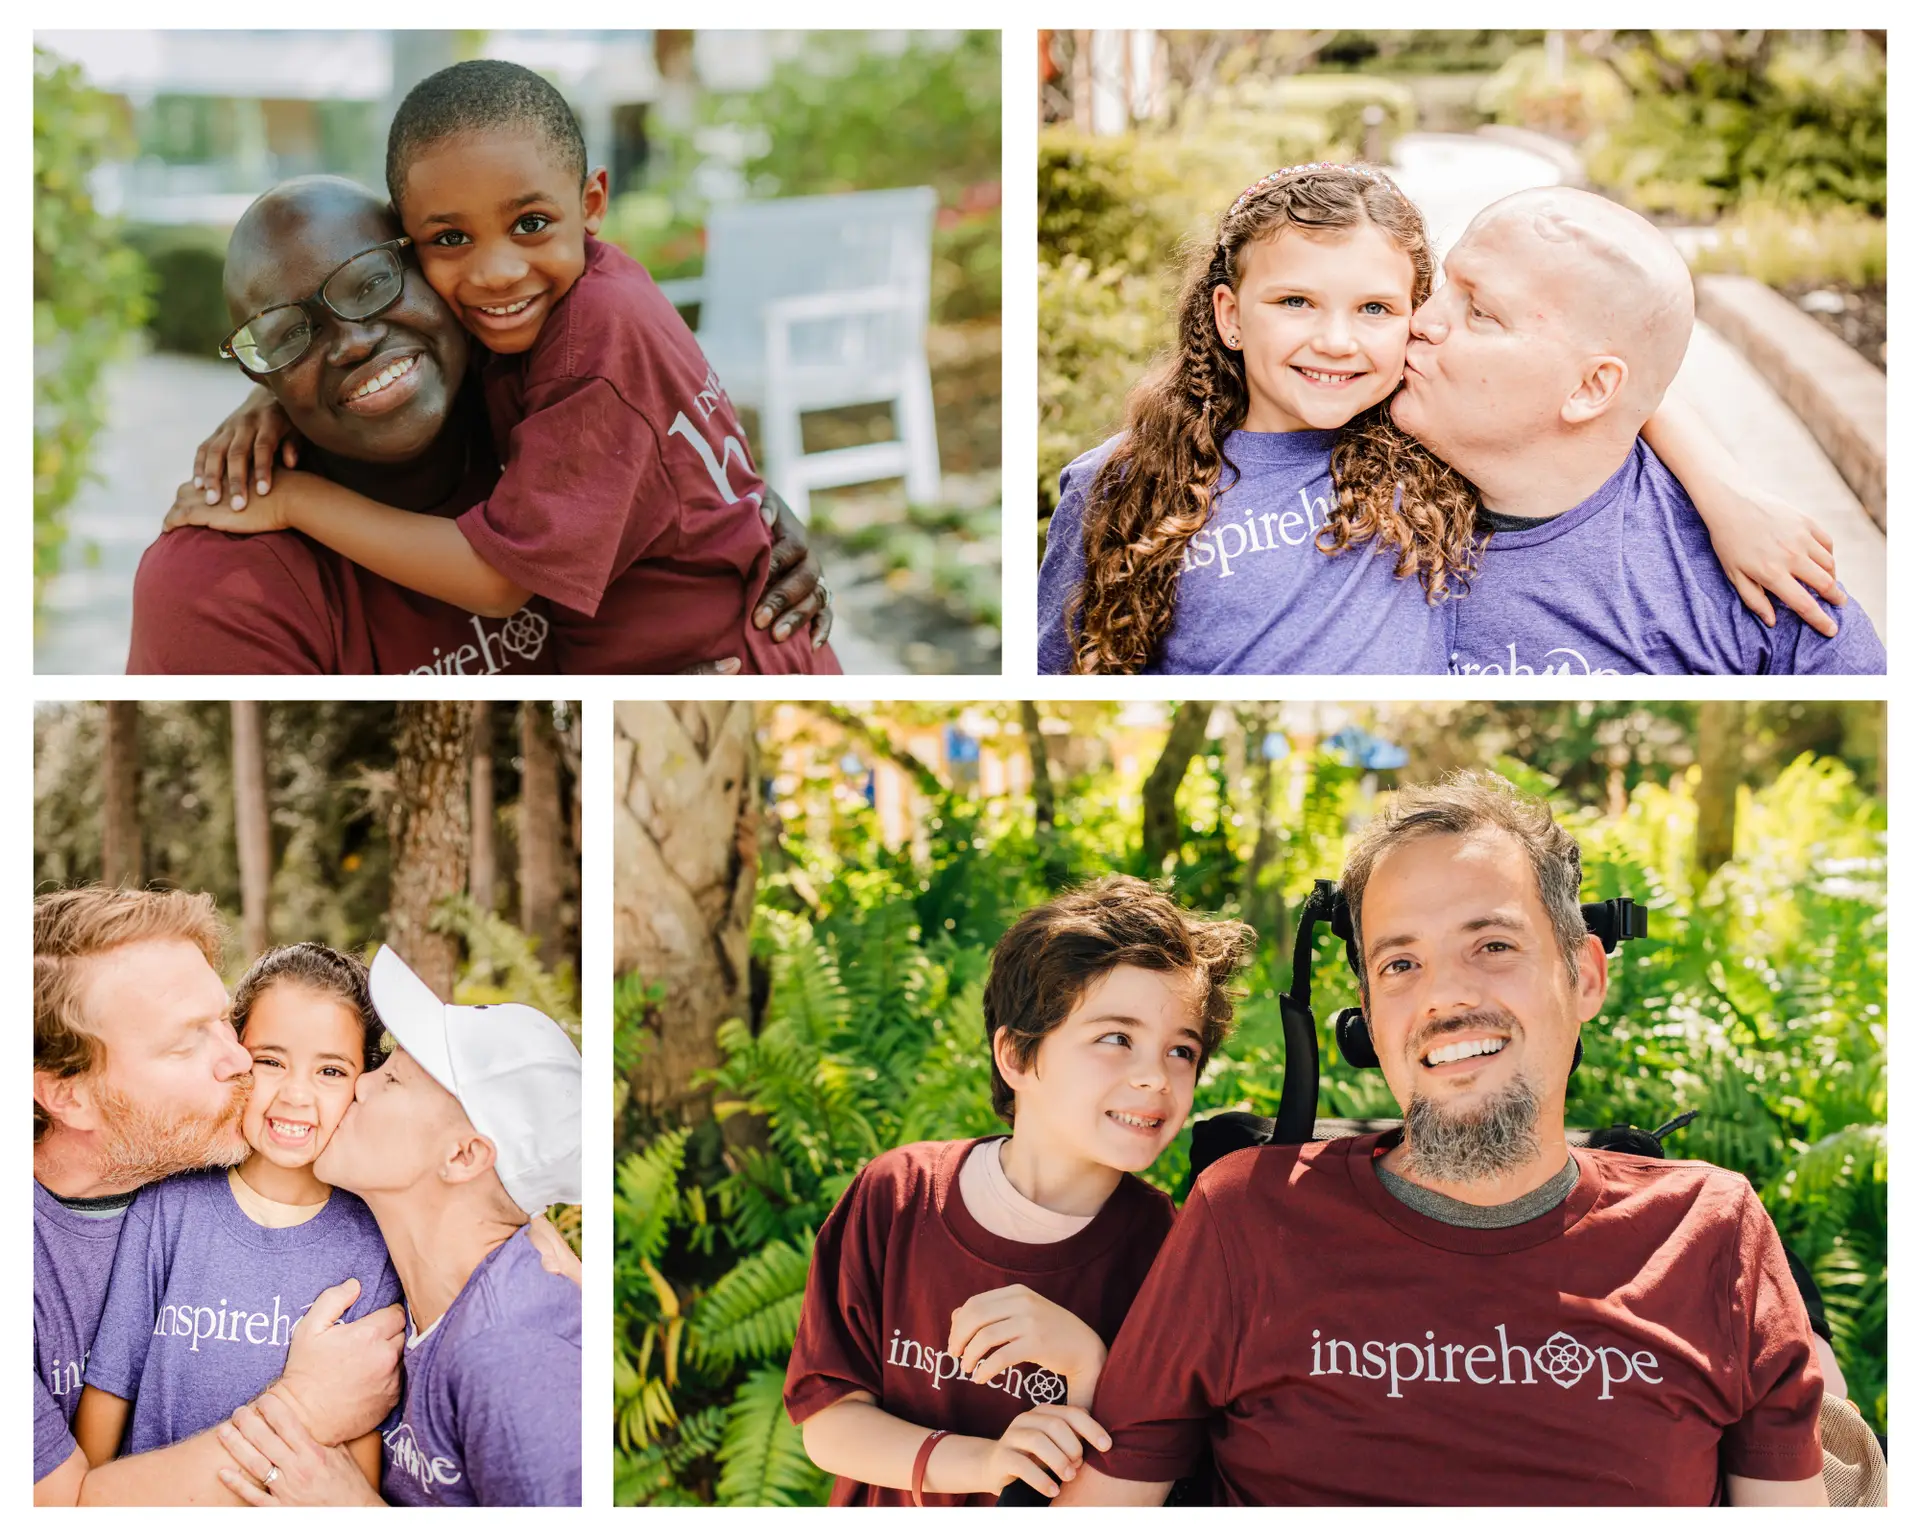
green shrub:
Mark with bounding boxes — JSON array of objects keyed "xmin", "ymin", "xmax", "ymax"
[
  {"xmin": 33, "ymin": 47, "xmax": 150, "ymax": 607},
  {"xmin": 1037, "ymin": 128, "xmax": 1192, "ymax": 272},
  {"xmin": 1688, "ymin": 200, "xmax": 1886, "ymax": 289},
  {"xmin": 1036, "ymin": 255, "xmax": 1165, "ymax": 515},
  {"xmin": 1586, "ymin": 36, "xmax": 1885, "ymax": 218},
  {"xmin": 931, "ymin": 209, "xmax": 1001, "ymax": 325},
  {"xmin": 123, "ymin": 225, "xmax": 230, "ymax": 358},
  {"xmin": 722, "ymin": 31, "xmax": 1000, "ymax": 210},
  {"xmin": 1267, "ymin": 73, "xmax": 1416, "ymax": 156},
  {"xmin": 601, "ymin": 190, "xmax": 709, "ymax": 284},
  {"xmin": 1476, "ymin": 45, "xmax": 1631, "ymax": 139}
]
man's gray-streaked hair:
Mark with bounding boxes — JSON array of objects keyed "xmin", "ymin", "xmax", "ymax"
[{"xmin": 1339, "ymin": 771, "xmax": 1587, "ymax": 994}]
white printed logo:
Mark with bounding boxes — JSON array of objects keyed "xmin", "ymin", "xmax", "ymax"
[
  {"xmin": 1452, "ymin": 643, "xmax": 1625, "ymax": 677},
  {"xmin": 669, "ymin": 364, "xmax": 763, "ymax": 515},
  {"xmin": 408, "ymin": 607, "xmax": 551, "ymax": 676},
  {"xmin": 1023, "ymin": 1367, "xmax": 1067, "ymax": 1405},
  {"xmin": 383, "ymin": 1419, "xmax": 463, "ymax": 1493},
  {"xmin": 886, "ymin": 1328, "xmax": 1061, "ymax": 1405},
  {"xmin": 1309, "ymin": 1323, "xmax": 1663, "ymax": 1401},
  {"xmin": 1181, "ymin": 488, "xmax": 1332, "ymax": 579}
]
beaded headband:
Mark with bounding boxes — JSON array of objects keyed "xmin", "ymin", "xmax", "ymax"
[{"xmin": 1223, "ymin": 161, "xmax": 1402, "ymax": 222}]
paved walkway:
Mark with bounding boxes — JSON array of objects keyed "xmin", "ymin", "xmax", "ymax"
[
  {"xmin": 34, "ymin": 350, "xmax": 899, "ymax": 674},
  {"xmin": 37, "ymin": 351, "xmax": 251, "ymax": 675},
  {"xmin": 1389, "ymin": 132, "xmax": 1885, "ymax": 639}
]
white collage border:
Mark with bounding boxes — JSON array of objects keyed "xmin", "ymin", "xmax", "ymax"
[{"xmin": 11, "ymin": 1, "xmax": 1907, "ymax": 1525}]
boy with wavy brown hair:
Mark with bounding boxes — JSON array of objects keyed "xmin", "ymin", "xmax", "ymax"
[{"xmin": 785, "ymin": 875, "xmax": 1251, "ymax": 1505}]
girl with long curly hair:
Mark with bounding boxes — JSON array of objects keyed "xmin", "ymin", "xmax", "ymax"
[{"xmin": 1039, "ymin": 163, "xmax": 1842, "ymax": 675}]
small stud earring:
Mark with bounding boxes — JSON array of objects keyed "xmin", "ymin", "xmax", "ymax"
[{"xmin": 1226, "ymin": 335, "xmax": 1240, "ymax": 349}]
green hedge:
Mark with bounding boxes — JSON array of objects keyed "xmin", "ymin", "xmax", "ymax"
[
  {"xmin": 122, "ymin": 225, "xmax": 230, "ymax": 359},
  {"xmin": 1587, "ymin": 37, "xmax": 1886, "ymax": 219},
  {"xmin": 34, "ymin": 48, "xmax": 150, "ymax": 606}
]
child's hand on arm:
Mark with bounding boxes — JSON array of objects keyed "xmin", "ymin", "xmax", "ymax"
[
  {"xmin": 1640, "ymin": 397, "xmax": 1845, "ymax": 635},
  {"xmin": 799, "ymin": 1391, "xmax": 1109, "ymax": 1500},
  {"xmin": 193, "ymin": 386, "xmax": 300, "ymax": 512},
  {"xmin": 164, "ymin": 471, "xmax": 531, "ymax": 618},
  {"xmin": 949, "ymin": 1284, "xmax": 1109, "ymax": 1408},
  {"xmin": 1699, "ymin": 486, "xmax": 1844, "ymax": 636}
]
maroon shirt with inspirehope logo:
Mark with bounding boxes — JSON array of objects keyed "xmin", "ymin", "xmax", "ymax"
[
  {"xmin": 1086, "ymin": 1133, "xmax": 1825, "ymax": 1505},
  {"xmin": 463, "ymin": 237, "xmax": 836, "ymax": 676},
  {"xmin": 784, "ymin": 1138, "xmax": 1174, "ymax": 1506},
  {"xmin": 128, "ymin": 458, "xmax": 557, "ymax": 676}
]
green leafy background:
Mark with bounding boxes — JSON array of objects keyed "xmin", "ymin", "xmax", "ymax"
[{"xmin": 616, "ymin": 702, "xmax": 1886, "ymax": 1504}]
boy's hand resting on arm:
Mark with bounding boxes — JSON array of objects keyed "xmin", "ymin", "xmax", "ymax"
[
  {"xmin": 193, "ymin": 386, "xmax": 300, "ymax": 512},
  {"xmin": 949, "ymin": 1284, "xmax": 1107, "ymax": 1409},
  {"xmin": 800, "ymin": 1391, "xmax": 1110, "ymax": 1500},
  {"xmin": 164, "ymin": 471, "xmax": 530, "ymax": 618}
]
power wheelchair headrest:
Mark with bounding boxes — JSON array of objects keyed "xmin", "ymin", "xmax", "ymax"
[
  {"xmin": 1320, "ymin": 880, "xmax": 1648, "ymax": 1070},
  {"xmin": 1214, "ymin": 880, "xmax": 1650, "ymax": 1159}
]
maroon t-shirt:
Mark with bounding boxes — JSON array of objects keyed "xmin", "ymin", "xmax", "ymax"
[
  {"xmin": 1086, "ymin": 1134, "xmax": 1824, "ymax": 1505},
  {"xmin": 127, "ymin": 459, "xmax": 558, "ymax": 676},
  {"xmin": 784, "ymin": 1137, "xmax": 1175, "ymax": 1507},
  {"xmin": 464, "ymin": 237, "xmax": 836, "ymax": 676}
]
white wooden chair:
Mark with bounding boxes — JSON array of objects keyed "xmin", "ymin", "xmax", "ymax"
[{"xmin": 657, "ymin": 186, "xmax": 941, "ymax": 521}]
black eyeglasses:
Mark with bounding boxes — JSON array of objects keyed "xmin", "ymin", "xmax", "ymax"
[{"xmin": 219, "ymin": 237, "xmax": 415, "ymax": 375}]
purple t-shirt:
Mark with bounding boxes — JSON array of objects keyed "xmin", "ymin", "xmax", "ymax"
[
  {"xmin": 34, "ymin": 1182, "xmax": 130, "ymax": 1482},
  {"xmin": 380, "ymin": 1225, "xmax": 581, "ymax": 1506},
  {"xmin": 1449, "ymin": 439, "xmax": 1886, "ymax": 676},
  {"xmin": 83, "ymin": 1170, "xmax": 400, "ymax": 1455},
  {"xmin": 1039, "ymin": 431, "xmax": 1449, "ymax": 674}
]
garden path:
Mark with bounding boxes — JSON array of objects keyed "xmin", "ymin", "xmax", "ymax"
[
  {"xmin": 1391, "ymin": 132, "xmax": 1885, "ymax": 639},
  {"xmin": 34, "ymin": 349, "xmax": 893, "ymax": 675}
]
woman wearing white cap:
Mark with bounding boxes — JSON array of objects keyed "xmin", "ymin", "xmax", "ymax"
[{"xmin": 214, "ymin": 947, "xmax": 582, "ymax": 1507}]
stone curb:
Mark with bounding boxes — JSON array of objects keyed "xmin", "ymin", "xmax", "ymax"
[{"xmin": 1693, "ymin": 273, "xmax": 1886, "ymax": 530}]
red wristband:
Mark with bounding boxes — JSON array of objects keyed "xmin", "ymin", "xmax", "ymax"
[{"xmin": 912, "ymin": 1429, "xmax": 951, "ymax": 1507}]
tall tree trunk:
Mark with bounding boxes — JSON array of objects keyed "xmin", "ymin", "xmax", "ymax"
[
  {"xmin": 614, "ymin": 701, "xmax": 757, "ymax": 1127},
  {"xmin": 231, "ymin": 702, "xmax": 272, "ymax": 957},
  {"xmin": 1238, "ymin": 704, "xmax": 1281, "ymax": 934},
  {"xmin": 387, "ymin": 702, "xmax": 473, "ymax": 998},
  {"xmin": 519, "ymin": 702, "xmax": 564, "ymax": 966},
  {"xmin": 469, "ymin": 701, "xmax": 495, "ymax": 914},
  {"xmin": 1694, "ymin": 701, "xmax": 1745, "ymax": 877},
  {"xmin": 1019, "ymin": 700, "xmax": 1056, "ymax": 832},
  {"xmin": 1141, "ymin": 702, "xmax": 1211, "ymax": 876},
  {"xmin": 101, "ymin": 702, "xmax": 142, "ymax": 888}
]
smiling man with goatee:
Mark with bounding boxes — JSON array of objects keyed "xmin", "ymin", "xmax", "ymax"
[{"xmin": 1056, "ymin": 772, "xmax": 1829, "ymax": 1507}]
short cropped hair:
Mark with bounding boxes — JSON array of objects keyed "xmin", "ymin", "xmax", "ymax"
[
  {"xmin": 386, "ymin": 59, "xmax": 586, "ymax": 206},
  {"xmin": 34, "ymin": 886, "xmax": 228, "ymax": 1141},
  {"xmin": 982, "ymin": 875, "xmax": 1254, "ymax": 1123},
  {"xmin": 1339, "ymin": 770, "xmax": 1588, "ymax": 994},
  {"xmin": 231, "ymin": 942, "xmax": 386, "ymax": 1072}
]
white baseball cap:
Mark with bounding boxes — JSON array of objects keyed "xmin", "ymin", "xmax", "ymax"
[{"xmin": 368, "ymin": 945, "xmax": 581, "ymax": 1214}]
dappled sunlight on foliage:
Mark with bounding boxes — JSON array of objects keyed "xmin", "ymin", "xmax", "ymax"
[{"xmin": 615, "ymin": 707, "xmax": 1886, "ymax": 1502}]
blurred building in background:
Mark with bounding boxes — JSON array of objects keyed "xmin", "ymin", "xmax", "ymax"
[{"xmin": 42, "ymin": 29, "xmax": 969, "ymax": 223}]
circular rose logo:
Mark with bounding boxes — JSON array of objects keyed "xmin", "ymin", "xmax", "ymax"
[
  {"xmin": 1534, "ymin": 1331, "xmax": 1596, "ymax": 1389},
  {"xmin": 1025, "ymin": 1367, "xmax": 1066, "ymax": 1405},
  {"xmin": 500, "ymin": 608, "xmax": 550, "ymax": 659}
]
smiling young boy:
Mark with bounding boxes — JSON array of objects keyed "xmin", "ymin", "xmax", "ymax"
[
  {"xmin": 783, "ymin": 876, "xmax": 1252, "ymax": 1506},
  {"xmin": 169, "ymin": 59, "xmax": 835, "ymax": 676}
]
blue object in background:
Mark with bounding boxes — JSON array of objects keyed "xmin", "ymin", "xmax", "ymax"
[{"xmin": 1325, "ymin": 725, "xmax": 1409, "ymax": 771}]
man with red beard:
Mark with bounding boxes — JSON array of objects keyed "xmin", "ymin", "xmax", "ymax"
[
  {"xmin": 33, "ymin": 888, "xmax": 404, "ymax": 1504},
  {"xmin": 1059, "ymin": 773, "xmax": 1828, "ymax": 1506}
]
